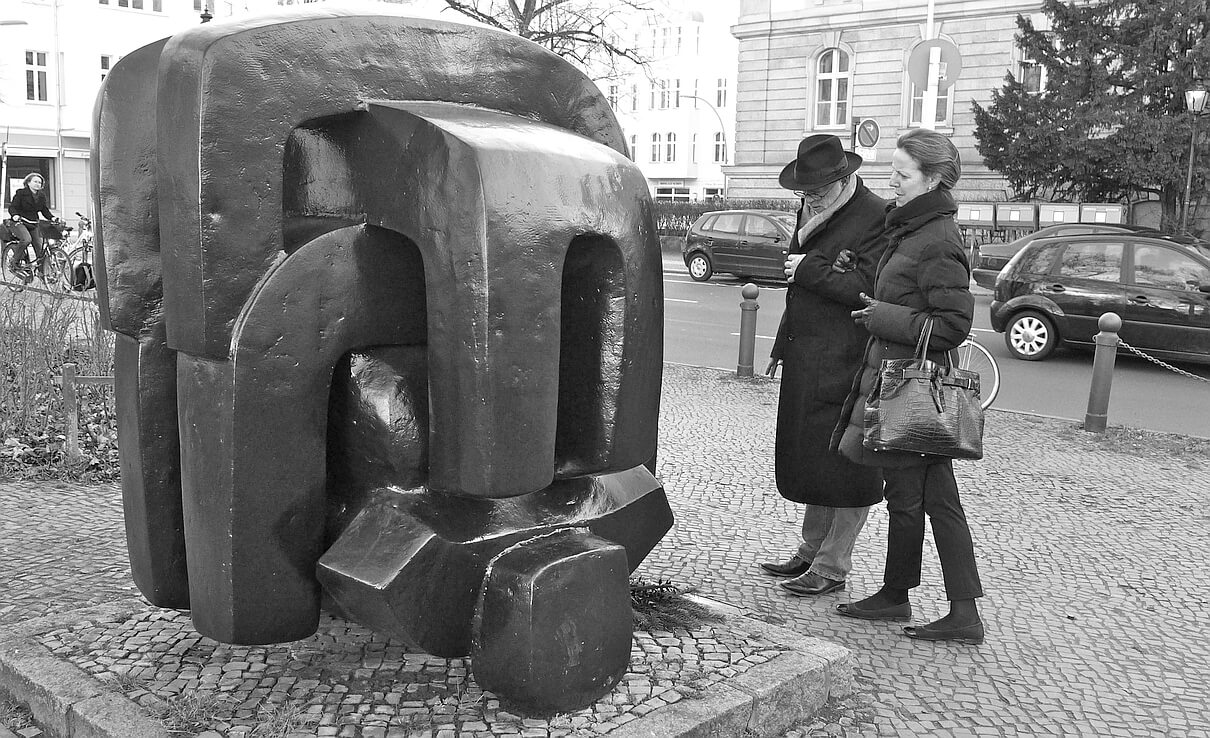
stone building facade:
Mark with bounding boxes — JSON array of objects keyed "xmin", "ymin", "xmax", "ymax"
[{"xmin": 728, "ymin": 0, "xmax": 1043, "ymax": 203}]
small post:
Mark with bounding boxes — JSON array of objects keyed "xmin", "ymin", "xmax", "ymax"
[
  {"xmin": 736, "ymin": 283, "xmax": 760, "ymax": 377},
  {"xmin": 1084, "ymin": 312, "xmax": 1121, "ymax": 433},
  {"xmin": 62, "ymin": 362, "xmax": 81, "ymax": 461}
]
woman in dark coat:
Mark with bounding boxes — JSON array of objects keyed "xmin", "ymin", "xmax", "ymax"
[
  {"xmin": 759, "ymin": 135, "xmax": 887, "ymax": 597},
  {"xmin": 5, "ymin": 173, "xmax": 58, "ymax": 274},
  {"xmin": 831, "ymin": 128, "xmax": 985, "ymax": 644}
]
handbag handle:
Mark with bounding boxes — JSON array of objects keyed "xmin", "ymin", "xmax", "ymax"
[{"xmin": 913, "ymin": 317, "xmax": 934, "ymax": 362}]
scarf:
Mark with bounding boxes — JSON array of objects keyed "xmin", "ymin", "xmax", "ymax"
[{"xmin": 796, "ymin": 176, "xmax": 858, "ymax": 246}]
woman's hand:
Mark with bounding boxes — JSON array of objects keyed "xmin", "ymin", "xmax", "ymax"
[
  {"xmin": 765, "ymin": 358, "xmax": 781, "ymax": 378},
  {"xmin": 784, "ymin": 254, "xmax": 805, "ymax": 283},
  {"xmin": 851, "ymin": 292, "xmax": 877, "ymax": 327}
]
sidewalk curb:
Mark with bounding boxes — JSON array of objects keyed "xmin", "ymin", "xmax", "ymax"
[{"xmin": 0, "ymin": 597, "xmax": 850, "ymax": 738}]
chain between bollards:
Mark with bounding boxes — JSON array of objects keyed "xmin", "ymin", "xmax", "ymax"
[
  {"xmin": 736, "ymin": 283, "xmax": 760, "ymax": 377},
  {"xmin": 1084, "ymin": 312, "xmax": 1121, "ymax": 433}
]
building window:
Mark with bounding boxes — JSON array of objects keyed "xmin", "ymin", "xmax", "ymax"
[
  {"xmin": 102, "ymin": 0, "xmax": 162, "ymax": 9},
  {"xmin": 607, "ymin": 84, "xmax": 619, "ymax": 110},
  {"xmin": 628, "ymin": 135, "xmax": 637, "ymax": 161},
  {"xmin": 653, "ymin": 79, "xmax": 680, "ymax": 110},
  {"xmin": 704, "ymin": 187, "xmax": 724, "ymax": 199},
  {"xmin": 666, "ymin": 132, "xmax": 677, "ymax": 162},
  {"xmin": 1018, "ymin": 56, "xmax": 1047, "ymax": 93},
  {"xmin": 194, "ymin": 0, "xmax": 203, "ymax": 8},
  {"xmin": 101, "ymin": 55, "xmax": 114, "ymax": 81},
  {"xmin": 630, "ymin": 83, "xmax": 638, "ymax": 111},
  {"xmin": 815, "ymin": 48, "xmax": 850, "ymax": 128},
  {"xmin": 25, "ymin": 51, "xmax": 48, "ymax": 102},
  {"xmin": 713, "ymin": 132, "xmax": 726, "ymax": 163},
  {"xmin": 655, "ymin": 186, "xmax": 691, "ymax": 202},
  {"xmin": 691, "ymin": 134, "xmax": 697, "ymax": 163},
  {"xmin": 716, "ymin": 78, "xmax": 728, "ymax": 108},
  {"xmin": 651, "ymin": 133, "xmax": 662, "ymax": 162},
  {"xmin": 909, "ymin": 82, "xmax": 952, "ymax": 126}
]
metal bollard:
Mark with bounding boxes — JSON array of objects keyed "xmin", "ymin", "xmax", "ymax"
[
  {"xmin": 1084, "ymin": 312, "xmax": 1122, "ymax": 433},
  {"xmin": 736, "ymin": 283, "xmax": 760, "ymax": 377},
  {"xmin": 62, "ymin": 362, "xmax": 80, "ymax": 461}
]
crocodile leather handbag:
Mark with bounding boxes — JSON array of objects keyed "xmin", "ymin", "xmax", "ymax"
[{"xmin": 863, "ymin": 318, "xmax": 984, "ymax": 460}]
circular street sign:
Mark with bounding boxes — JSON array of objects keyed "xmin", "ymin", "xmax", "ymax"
[
  {"xmin": 855, "ymin": 118, "xmax": 880, "ymax": 148},
  {"xmin": 907, "ymin": 39, "xmax": 963, "ymax": 91}
]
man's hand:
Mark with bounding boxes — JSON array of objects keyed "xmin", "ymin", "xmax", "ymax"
[
  {"xmin": 783, "ymin": 254, "xmax": 805, "ymax": 283},
  {"xmin": 832, "ymin": 249, "xmax": 856, "ymax": 273},
  {"xmin": 851, "ymin": 292, "xmax": 877, "ymax": 327},
  {"xmin": 765, "ymin": 358, "xmax": 781, "ymax": 378}
]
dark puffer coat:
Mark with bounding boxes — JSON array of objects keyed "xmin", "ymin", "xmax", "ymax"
[
  {"xmin": 830, "ymin": 188, "xmax": 974, "ymax": 468},
  {"xmin": 770, "ymin": 177, "xmax": 887, "ymax": 506}
]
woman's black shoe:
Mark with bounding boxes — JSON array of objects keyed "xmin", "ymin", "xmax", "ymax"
[{"xmin": 903, "ymin": 619, "xmax": 985, "ymax": 645}]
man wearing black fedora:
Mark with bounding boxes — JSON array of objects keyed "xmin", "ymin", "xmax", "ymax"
[{"xmin": 762, "ymin": 134, "xmax": 888, "ymax": 597}]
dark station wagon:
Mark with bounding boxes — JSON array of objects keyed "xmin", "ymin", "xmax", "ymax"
[
  {"xmin": 681, "ymin": 209, "xmax": 797, "ymax": 282},
  {"xmin": 989, "ymin": 234, "xmax": 1210, "ymax": 364}
]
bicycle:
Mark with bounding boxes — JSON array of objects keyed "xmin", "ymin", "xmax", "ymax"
[
  {"xmin": 58, "ymin": 212, "xmax": 96, "ymax": 292},
  {"xmin": 2, "ymin": 217, "xmax": 73, "ymax": 293},
  {"xmin": 953, "ymin": 333, "xmax": 1000, "ymax": 410}
]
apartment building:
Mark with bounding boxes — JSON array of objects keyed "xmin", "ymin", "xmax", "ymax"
[
  {"xmin": 0, "ymin": 1, "xmax": 267, "ymax": 218},
  {"xmin": 729, "ymin": 0, "xmax": 1043, "ymax": 201},
  {"xmin": 604, "ymin": 5, "xmax": 739, "ymax": 202}
]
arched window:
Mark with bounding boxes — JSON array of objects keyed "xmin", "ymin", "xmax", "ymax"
[
  {"xmin": 666, "ymin": 132, "xmax": 677, "ymax": 162},
  {"xmin": 651, "ymin": 133, "xmax": 662, "ymax": 162},
  {"xmin": 713, "ymin": 132, "xmax": 726, "ymax": 163},
  {"xmin": 815, "ymin": 48, "xmax": 850, "ymax": 128}
]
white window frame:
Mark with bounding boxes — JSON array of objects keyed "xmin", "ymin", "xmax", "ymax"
[
  {"xmin": 25, "ymin": 50, "xmax": 49, "ymax": 103},
  {"xmin": 650, "ymin": 133, "xmax": 662, "ymax": 162},
  {"xmin": 666, "ymin": 132, "xmax": 677, "ymax": 162},
  {"xmin": 814, "ymin": 48, "xmax": 850, "ymax": 129},
  {"xmin": 713, "ymin": 132, "xmax": 726, "ymax": 163},
  {"xmin": 716, "ymin": 78, "xmax": 728, "ymax": 108}
]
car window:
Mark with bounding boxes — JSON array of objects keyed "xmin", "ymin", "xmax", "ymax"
[
  {"xmin": 1056, "ymin": 241, "xmax": 1123, "ymax": 282},
  {"xmin": 744, "ymin": 216, "xmax": 781, "ymax": 238},
  {"xmin": 697, "ymin": 215, "xmax": 717, "ymax": 231},
  {"xmin": 771, "ymin": 213, "xmax": 798, "ymax": 230},
  {"xmin": 1016, "ymin": 241, "xmax": 1064, "ymax": 274},
  {"xmin": 1132, "ymin": 243, "xmax": 1210, "ymax": 290},
  {"xmin": 711, "ymin": 213, "xmax": 743, "ymax": 234}
]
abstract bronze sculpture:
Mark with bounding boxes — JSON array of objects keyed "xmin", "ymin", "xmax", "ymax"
[{"xmin": 93, "ymin": 8, "xmax": 671, "ymax": 714}]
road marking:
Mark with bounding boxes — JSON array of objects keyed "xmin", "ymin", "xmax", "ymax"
[
  {"xmin": 730, "ymin": 333, "xmax": 777, "ymax": 340},
  {"xmin": 665, "ymin": 298, "xmax": 697, "ymax": 303}
]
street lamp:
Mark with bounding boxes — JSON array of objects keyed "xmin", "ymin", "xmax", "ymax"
[
  {"xmin": 200, "ymin": 4, "xmax": 213, "ymax": 23},
  {"xmin": 1182, "ymin": 81, "xmax": 1208, "ymax": 233}
]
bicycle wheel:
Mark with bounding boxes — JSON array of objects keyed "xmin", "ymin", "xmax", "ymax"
[
  {"xmin": 41, "ymin": 247, "xmax": 72, "ymax": 292},
  {"xmin": 2, "ymin": 245, "xmax": 29, "ymax": 292},
  {"xmin": 954, "ymin": 337, "xmax": 1000, "ymax": 410}
]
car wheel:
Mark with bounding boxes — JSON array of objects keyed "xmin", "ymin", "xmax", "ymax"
[
  {"xmin": 1004, "ymin": 310, "xmax": 1057, "ymax": 361},
  {"xmin": 687, "ymin": 252, "xmax": 713, "ymax": 282}
]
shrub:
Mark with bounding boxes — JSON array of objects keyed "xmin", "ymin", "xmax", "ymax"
[
  {"xmin": 0, "ymin": 290, "xmax": 118, "ymax": 481},
  {"xmin": 654, "ymin": 198, "xmax": 798, "ymax": 235}
]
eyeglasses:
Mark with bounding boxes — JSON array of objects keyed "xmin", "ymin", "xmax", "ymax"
[{"xmin": 793, "ymin": 186, "xmax": 831, "ymax": 200}]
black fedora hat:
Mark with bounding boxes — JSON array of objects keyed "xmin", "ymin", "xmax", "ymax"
[{"xmin": 778, "ymin": 134, "xmax": 863, "ymax": 190}]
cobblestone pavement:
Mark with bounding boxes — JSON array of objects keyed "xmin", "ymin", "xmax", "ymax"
[{"xmin": 2, "ymin": 362, "xmax": 1209, "ymax": 737}]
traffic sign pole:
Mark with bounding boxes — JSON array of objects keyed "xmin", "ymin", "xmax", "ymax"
[{"xmin": 921, "ymin": 0, "xmax": 938, "ymax": 129}]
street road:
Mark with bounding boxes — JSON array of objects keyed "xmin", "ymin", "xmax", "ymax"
[{"xmin": 661, "ymin": 256, "xmax": 1210, "ymax": 438}]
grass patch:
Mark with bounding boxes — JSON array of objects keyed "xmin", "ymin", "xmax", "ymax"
[
  {"xmin": 153, "ymin": 692, "xmax": 231, "ymax": 735},
  {"xmin": 1060, "ymin": 422, "xmax": 1210, "ymax": 466},
  {"xmin": 630, "ymin": 578, "xmax": 724, "ymax": 632},
  {"xmin": 0, "ymin": 693, "xmax": 35, "ymax": 732},
  {"xmin": 247, "ymin": 700, "xmax": 320, "ymax": 738}
]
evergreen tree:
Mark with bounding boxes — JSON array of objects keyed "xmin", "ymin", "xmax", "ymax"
[{"xmin": 974, "ymin": 0, "xmax": 1209, "ymax": 229}]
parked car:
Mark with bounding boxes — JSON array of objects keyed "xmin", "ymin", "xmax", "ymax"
[
  {"xmin": 682, "ymin": 209, "xmax": 797, "ymax": 282},
  {"xmin": 989, "ymin": 234, "xmax": 1210, "ymax": 364},
  {"xmin": 971, "ymin": 223, "xmax": 1138, "ymax": 289},
  {"xmin": 972, "ymin": 223, "xmax": 1210, "ymax": 289}
]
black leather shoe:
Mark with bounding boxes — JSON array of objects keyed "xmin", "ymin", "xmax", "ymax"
[
  {"xmin": 903, "ymin": 619, "xmax": 985, "ymax": 645},
  {"xmin": 780, "ymin": 571, "xmax": 845, "ymax": 596},
  {"xmin": 836, "ymin": 600, "xmax": 912, "ymax": 622},
  {"xmin": 759, "ymin": 555, "xmax": 810, "ymax": 578}
]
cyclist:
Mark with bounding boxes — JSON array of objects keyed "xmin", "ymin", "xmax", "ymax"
[{"xmin": 6, "ymin": 173, "xmax": 61, "ymax": 278}]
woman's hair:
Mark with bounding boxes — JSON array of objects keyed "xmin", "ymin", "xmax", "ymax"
[
  {"xmin": 23, "ymin": 173, "xmax": 44, "ymax": 187},
  {"xmin": 896, "ymin": 128, "xmax": 961, "ymax": 189}
]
